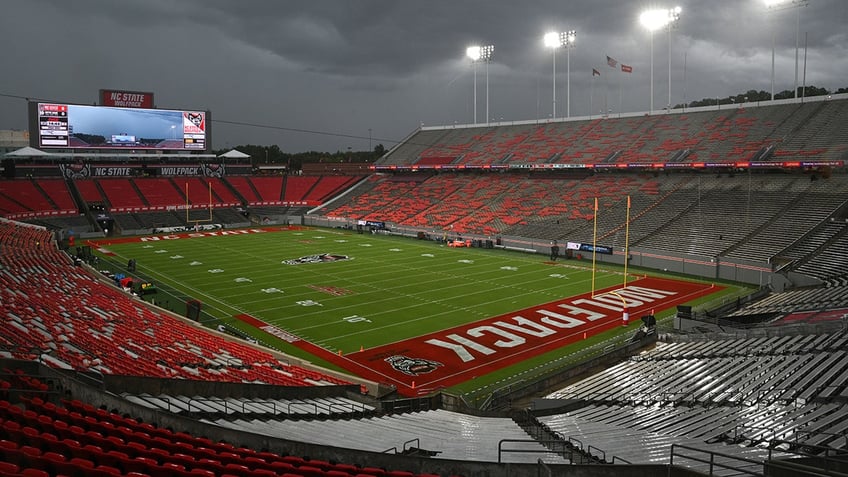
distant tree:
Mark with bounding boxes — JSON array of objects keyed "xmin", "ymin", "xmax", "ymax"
[
  {"xmin": 683, "ymin": 85, "xmax": 838, "ymax": 108},
  {"xmin": 373, "ymin": 143, "xmax": 386, "ymax": 159}
]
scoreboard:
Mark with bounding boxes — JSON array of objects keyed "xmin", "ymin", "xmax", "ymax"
[
  {"xmin": 36, "ymin": 103, "xmax": 69, "ymax": 147},
  {"xmin": 29, "ymin": 102, "xmax": 210, "ymax": 151}
]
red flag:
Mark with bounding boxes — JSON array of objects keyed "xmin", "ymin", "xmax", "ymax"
[
  {"xmin": 627, "ymin": 196, "xmax": 631, "ymax": 208},
  {"xmin": 594, "ymin": 197, "xmax": 599, "ymax": 211},
  {"xmin": 592, "ymin": 68, "xmax": 600, "ymax": 77},
  {"xmin": 621, "ymin": 64, "xmax": 633, "ymax": 73},
  {"xmin": 606, "ymin": 55, "xmax": 618, "ymax": 68}
]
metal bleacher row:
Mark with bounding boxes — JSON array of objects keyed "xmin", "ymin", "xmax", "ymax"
[
  {"xmin": 121, "ymin": 393, "xmax": 375, "ymax": 418},
  {"xmin": 205, "ymin": 410, "xmax": 568, "ymax": 465},
  {"xmin": 535, "ymin": 334, "xmax": 848, "ymax": 471}
]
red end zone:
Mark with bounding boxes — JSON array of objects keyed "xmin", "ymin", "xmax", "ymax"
[{"xmin": 238, "ymin": 276, "xmax": 723, "ymax": 397}]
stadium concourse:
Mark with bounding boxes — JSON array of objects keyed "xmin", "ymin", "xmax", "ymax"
[{"xmin": 2, "ymin": 95, "xmax": 848, "ymax": 476}]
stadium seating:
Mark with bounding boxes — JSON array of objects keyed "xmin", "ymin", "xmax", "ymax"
[
  {"xmin": 94, "ymin": 179, "xmax": 147, "ymax": 212},
  {"xmin": 210, "ymin": 409, "xmax": 568, "ymax": 464},
  {"xmin": 133, "ymin": 178, "xmax": 185, "ymax": 208},
  {"xmin": 0, "ymin": 218, "xmax": 351, "ymax": 388},
  {"xmin": 282, "ymin": 176, "xmax": 320, "ymax": 202},
  {"xmin": 248, "ymin": 177, "xmax": 284, "ymax": 203},
  {"xmin": 0, "ymin": 369, "xmax": 467, "ymax": 477},
  {"xmin": 0, "ymin": 179, "xmax": 77, "ymax": 219},
  {"xmin": 381, "ymin": 99, "xmax": 848, "ymax": 168},
  {"xmin": 301, "ymin": 175, "xmax": 359, "ymax": 203},
  {"xmin": 537, "ymin": 334, "xmax": 848, "ymax": 470}
]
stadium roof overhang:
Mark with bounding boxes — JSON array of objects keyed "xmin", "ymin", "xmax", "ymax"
[{"xmin": 3, "ymin": 147, "xmax": 218, "ymax": 160}]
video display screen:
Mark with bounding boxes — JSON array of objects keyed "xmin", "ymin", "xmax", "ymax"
[{"xmin": 30, "ymin": 102, "xmax": 209, "ymax": 151}]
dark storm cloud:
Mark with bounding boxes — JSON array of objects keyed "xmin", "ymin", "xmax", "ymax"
[{"xmin": 1, "ymin": 0, "xmax": 846, "ymax": 153}]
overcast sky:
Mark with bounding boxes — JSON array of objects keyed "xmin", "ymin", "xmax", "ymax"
[{"xmin": 1, "ymin": 0, "xmax": 846, "ymax": 153}]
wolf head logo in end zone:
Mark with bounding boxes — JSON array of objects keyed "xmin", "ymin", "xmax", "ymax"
[
  {"xmin": 282, "ymin": 253, "xmax": 350, "ymax": 265},
  {"xmin": 184, "ymin": 112, "xmax": 205, "ymax": 130},
  {"xmin": 385, "ymin": 355, "xmax": 443, "ymax": 376}
]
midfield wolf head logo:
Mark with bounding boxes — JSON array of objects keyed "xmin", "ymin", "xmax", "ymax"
[
  {"xmin": 282, "ymin": 253, "xmax": 350, "ymax": 265},
  {"xmin": 385, "ymin": 355, "xmax": 443, "ymax": 376}
]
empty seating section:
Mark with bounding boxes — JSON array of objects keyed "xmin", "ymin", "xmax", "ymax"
[
  {"xmin": 381, "ymin": 128, "xmax": 452, "ymax": 165},
  {"xmin": 0, "ymin": 219, "xmax": 351, "ymax": 388},
  {"xmin": 724, "ymin": 178, "xmax": 846, "ymax": 262},
  {"xmin": 73, "ymin": 179, "xmax": 105, "ymax": 204},
  {"xmin": 224, "ymin": 176, "xmax": 261, "ymax": 204},
  {"xmin": 122, "ymin": 393, "xmax": 375, "ymax": 417},
  {"xmin": 180, "ymin": 177, "xmax": 216, "ymax": 207},
  {"xmin": 775, "ymin": 100, "xmax": 848, "ymax": 162},
  {"xmin": 0, "ymin": 380, "xmax": 430, "ymax": 477},
  {"xmin": 315, "ymin": 171, "xmax": 848, "ymax": 263},
  {"xmin": 301, "ymin": 175, "xmax": 358, "ymax": 203},
  {"xmin": 0, "ymin": 179, "xmax": 77, "ymax": 218},
  {"xmin": 282, "ymin": 176, "xmax": 319, "ymax": 202},
  {"xmin": 210, "ymin": 409, "xmax": 568, "ymax": 464},
  {"xmin": 794, "ymin": 233, "xmax": 848, "ymax": 282},
  {"xmin": 36, "ymin": 179, "xmax": 77, "ymax": 214},
  {"xmin": 247, "ymin": 177, "xmax": 283, "ymax": 203},
  {"xmin": 96, "ymin": 179, "xmax": 147, "ymax": 212},
  {"xmin": 726, "ymin": 285, "xmax": 848, "ymax": 318},
  {"xmin": 380, "ymin": 99, "xmax": 848, "ymax": 168},
  {"xmin": 538, "ymin": 334, "xmax": 848, "ymax": 468},
  {"xmin": 204, "ymin": 177, "xmax": 240, "ymax": 205},
  {"xmin": 133, "ymin": 178, "xmax": 184, "ymax": 208}
]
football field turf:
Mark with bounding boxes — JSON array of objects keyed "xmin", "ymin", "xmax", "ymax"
[{"xmin": 91, "ymin": 226, "xmax": 736, "ymax": 396}]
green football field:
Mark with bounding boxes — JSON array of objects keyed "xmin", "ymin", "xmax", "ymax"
[{"xmin": 92, "ymin": 226, "xmax": 749, "ymax": 396}]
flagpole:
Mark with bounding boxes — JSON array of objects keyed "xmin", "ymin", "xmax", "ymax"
[
  {"xmin": 624, "ymin": 195, "xmax": 631, "ymax": 289},
  {"xmin": 591, "ymin": 197, "xmax": 598, "ymax": 297},
  {"xmin": 618, "ymin": 68, "xmax": 623, "ymax": 118},
  {"xmin": 590, "ymin": 70, "xmax": 596, "ymax": 120}
]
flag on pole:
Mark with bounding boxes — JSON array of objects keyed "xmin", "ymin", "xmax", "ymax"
[
  {"xmin": 592, "ymin": 68, "xmax": 600, "ymax": 77},
  {"xmin": 606, "ymin": 55, "xmax": 618, "ymax": 68},
  {"xmin": 621, "ymin": 64, "xmax": 633, "ymax": 73},
  {"xmin": 627, "ymin": 195, "xmax": 631, "ymax": 208},
  {"xmin": 594, "ymin": 197, "xmax": 599, "ymax": 211}
]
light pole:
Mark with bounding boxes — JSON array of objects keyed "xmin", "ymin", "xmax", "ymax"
[
  {"xmin": 765, "ymin": 0, "xmax": 808, "ymax": 99},
  {"xmin": 466, "ymin": 44, "xmax": 494, "ymax": 125},
  {"xmin": 640, "ymin": 7, "xmax": 681, "ymax": 113},
  {"xmin": 543, "ymin": 31, "xmax": 575, "ymax": 119}
]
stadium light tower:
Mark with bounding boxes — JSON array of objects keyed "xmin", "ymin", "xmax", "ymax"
[
  {"xmin": 765, "ymin": 0, "xmax": 808, "ymax": 100},
  {"xmin": 466, "ymin": 44, "xmax": 494, "ymax": 125},
  {"xmin": 640, "ymin": 6, "xmax": 681, "ymax": 112},
  {"xmin": 543, "ymin": 31, "xmax": 575, "ymax": 119}
]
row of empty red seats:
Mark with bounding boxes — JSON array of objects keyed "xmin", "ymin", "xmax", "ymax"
[
  {"xmin": 0, "ymin": 179, "xmax": 77, "ymax": 219},
  {"xmin": 394, "ymin": 101, "xmax": 848, "ymax": 167},
  {"xmin": 0, "ymin": 175, "xmax": 359, "ymax": 219},
  {"xmin": 0, "ymin": 219, "xmax": 352, "ymax": 388},
  {"xmin": 0, "ymin": 371, "xmax": 448, "ymax": 477},
  {"xmin": 321, "ymin": 173, "xmax": 652, "ymax": 235}
]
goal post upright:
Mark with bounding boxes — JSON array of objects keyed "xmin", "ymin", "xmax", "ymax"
[{"xmin": 185, "ymin": 179, "xmax": 214, "ymax": 225}]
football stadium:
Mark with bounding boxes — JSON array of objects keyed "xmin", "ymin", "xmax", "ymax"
[{"xmin": 3, "ymin": 29, "xmax": 848, "ymax": 477}]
